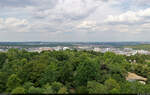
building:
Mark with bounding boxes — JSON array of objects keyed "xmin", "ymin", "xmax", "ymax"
[
  {"xmin": 93, "ymin": 48, "xmax": 101, "ymax": 52},
  {"xmin": 53, "ymin": 46, "xmax": 62, "ymax": 51},
  {"xmin": 63, "ymin": 47, "xmax": 70, "ymax": 50},
  {"xmin": 126, "ymin": 72, "xmax": 147, "ymax": 84}
]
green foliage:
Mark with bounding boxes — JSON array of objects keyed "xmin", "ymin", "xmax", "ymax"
[
  {"xmin": 104, "ymin": 52, "xmax": 127, "ymax": 64},
  {"xmin": 120, "ymin": 81, "xmax": 147, "ymax": 94},
  {"xmin": 74, "ymin": 58, "xmax": 99, "ymax": 86},
  {"xmin": 51, "ymin": 82, "xmax": 63, "ymax": 93},
  {"xmin": 107, "ymin": 63, "xmax": 127, "ymax": 81},
  {"xmin": 6, "ymin": 74, "xmax": 21, "ymax": 92},
  {"xmin": 58, "ymin": 87, "xmax": 68, "ymax": 94},
  {"xmin": 58, "ymin": 62, "xmax": 73, "ymax": 84},
  {"xmin": 28, "ymin": 86, "xmax": 44, "ymax": 94},
  {"xmin": 76, "ymin": 86, "xmax": 88, "ymax": 94},
  {"xmin": 43, "ymin": 83, "xmax": 53, "ymax": 94},
  {"xmin": 23, "ymin": 82, "xmax": 34, "ymax": 93},
  {"xmin": 104, "ymin": 78, "xmax": 120, "ymax": 91},
  {"xmin": 87, "ymin": 81, "xmax": 107, "ymax": 94},
  {"xmin": 109, "ymin": 88, "xmax": 120, "ymax": 94},
  {"xmin": 0, "ymin": 49, "xmax": 150, "ymax": 94},
  {"xmin": 11, "ymin": 87, "xmax": 25, "ymax": 94},
  {"xmin": 0, "ymin": 72, "xmax": 8, "ymax": 92},
  {"xmin": 0, "ymin": 52, "xmax": 7, "ymax": 69},
  {"xmin": 39, "ymin": 63, "xmax": 59, "ymax": 85}
]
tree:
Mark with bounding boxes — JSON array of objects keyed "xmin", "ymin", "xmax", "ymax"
[
  {"xmin": 103, "ymin": 52, "xmax": 127, "ymax": 64},
  {"xmin": 109, "ymin": 88, "xmax": 120, "ymax": 94},
  {"xmin": 58, "ymin": 62, "xmax": 73, "ymax": 84},
  {"xmin": 58, "ymin": 87, "xmax": 68, "ymax": 94},
  {"xmin": 120, "ymin": 81, "xmax": 148, "ymax": 94},
  {"xmin": 107, "ymin": 63, "xmax": 127, "ymax": 81},
  {"xmin": 51, "ymin": 82, "xmax": 63, "ymax": 93},
  {"xmin": 11, "ymin": 87, "xmax": 25, "ymax": 94},
  {"xmin": 0, "ymin": 52, "xmax": 7, "ymax": 69},
  {"xmin": 7, "ymin": 49, "xmax": 20, "ymax": 61},
  {"xmin": 1, "ymin": 49, "xmax": 150, "ymax": 94},
  {"xmin": 43, "ymin": 83, "xmax": 53, "ymax": 94},
  {"xmin": 39, "ymin": 63, "xmax": 59, "ymax": 85},
  {"xmin": 21, "ymin": 58, "xmax": 47, "ymax": 86},
  {"xmin": 74, "ymin": 58, "xmax": 99, "ymax": 86},
  {"xmin": 87, "ymin": 81, "xmax": 107, "ymax": 94},
  {"xmin": 0, "ymin": 72, "xmax": 8, "ymax": 93},
  {"xmin": 76, "ymin": 86, "xmax": 88, "ymax": 94},
  {"xmin": 28, "ymin": 86, "xmax": 44, "ymax": 94},
  {"xmin": 23, "ymin": 82, "xmax": 34, "ymax": 93},
  {"xmin": 104, "ymin": 78, "xmax": 120, "ymax": 92},
  {"xmin": 144, "ymin": 84, "xmax": 150, "ymax": 93},
  {"xmin": 7, "ymin": 74, "xmax": 21, "ymax": 91}
]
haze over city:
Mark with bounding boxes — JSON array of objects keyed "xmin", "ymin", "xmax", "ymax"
[{"xmin": 0, "ymin": 0, "xmax": 150, "ymax": 42}]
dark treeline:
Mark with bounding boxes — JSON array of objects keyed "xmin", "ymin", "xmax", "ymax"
[
  {"xmin": 1, "ymin": 49, "xmax": 150, "ymax": 94},
  {"xmin": 0, "ymin": 41, "xmax": 149, "ymax": 47}
]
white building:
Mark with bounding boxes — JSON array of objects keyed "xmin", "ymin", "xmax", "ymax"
[
  {"xmin": 63, "ymin": 47, "xmax": 70, "ymax": 50},
  {"xmin": 93, "ymin": 48, "xmax": 101, "ymax": 52},
  {"xmin": 53, "ymin": 46, "xmax": 62, "ymax": 51},
  {"xmin": 137, "ymin": 50, "xmax": 150, "ymax": 55}
]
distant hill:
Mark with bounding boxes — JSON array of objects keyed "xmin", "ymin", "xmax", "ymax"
[
  {"xmin": 124, "ymin": 44, "xmax": 150, "ymax": 51},
  {"xmin": 0, "ymin": 41, "xmax": 149, "ymax": 46}
]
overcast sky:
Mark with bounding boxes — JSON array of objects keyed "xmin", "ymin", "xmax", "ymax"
[{"xmin": 0, "ymin": 0, "xmax": 150, "ymax": 42}]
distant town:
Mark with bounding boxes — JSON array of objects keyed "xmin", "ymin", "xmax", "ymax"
[{"xmin": 0, "ymin": 42, "xmax": 150, "ymax": 56}]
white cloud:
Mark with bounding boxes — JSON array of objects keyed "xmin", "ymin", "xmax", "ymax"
[
  {"xmin": 0, "ymin": 0, "xmax": 150, "ymax": 41},
  {"xmin": 77, "ymin": 21, "xmax": 97, "ymax": 29},
  {"xmin": 138, "ymin": 8, "xmax": 150, "ymax": 17},
  {"xmin": 105, "ymin": 8, "xmax": 150, "ymax": 24},
  {"xmin": 105, "ymin": 11, "xmax": 140, "ymax": 23},
  {"xmin": 29, "ymin": 0, "xmax": 101, "ymax": 21},
  {"xmin": 0, "ymin": 17, "xmax": 29, "ymax": 32},
  {"xmin": 5, "ymin": 18, "xmax": 28, "ymax": 27}
]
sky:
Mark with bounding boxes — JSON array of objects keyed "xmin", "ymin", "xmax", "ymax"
[{"xmin": 0, "ymin": 0, "xmax": 150, "ymax": 42}]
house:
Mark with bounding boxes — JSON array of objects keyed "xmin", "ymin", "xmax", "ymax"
[
  {"xmin": 126, "ymin": 72, "xmax": 147, "ymax": 84},
  {"xmin": 63, "ymin": 47, "xmax": 70, "ymax": 50}
]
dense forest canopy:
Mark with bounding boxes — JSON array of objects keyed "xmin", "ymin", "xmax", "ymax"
[{"xmin": 1, "ymin": 49, "xmax": 150, "ymax": 94}]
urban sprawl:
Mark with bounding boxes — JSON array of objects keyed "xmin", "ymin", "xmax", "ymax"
[{"xmin": 0, "ymin": 45, "xmax": 150, "ymax": 56}]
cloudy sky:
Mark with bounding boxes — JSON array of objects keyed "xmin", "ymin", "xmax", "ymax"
[{"xmin": 0, "ymin": 0, "xmax": 150, "ymax": 42}]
